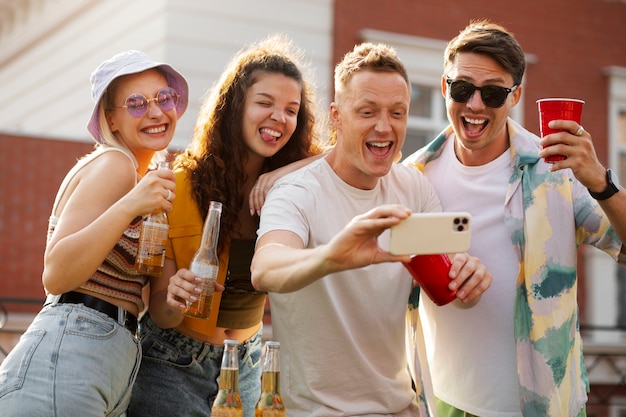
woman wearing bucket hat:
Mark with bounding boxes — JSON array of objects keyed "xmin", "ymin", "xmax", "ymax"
[
  {"xmin": 127, "ymin": 34, "xmax": 326, "ymax": 417},
  {"xmin": 0, "ymin": 50, "xmax": 188, "ymax": 416}
]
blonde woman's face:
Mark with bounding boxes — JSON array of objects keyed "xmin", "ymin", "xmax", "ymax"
[{"xmin": 106, "ymin": 69, "xmax": 177, "ymax": 158}]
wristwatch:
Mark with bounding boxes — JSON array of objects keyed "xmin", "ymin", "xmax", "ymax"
[{"xmin": 588, "ymin": 168, "xmax": 620, "ymax": 200}]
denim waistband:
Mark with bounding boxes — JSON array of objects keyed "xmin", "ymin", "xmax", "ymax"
[
  {"xmin": 140, "ymin": 313, "xmax": 261, "ymax": 363},
  {"xmin": 45, "ymin": 292, "xmax": 137, "ymax": 335}
]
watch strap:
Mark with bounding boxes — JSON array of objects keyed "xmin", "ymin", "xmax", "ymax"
[{"xmin": 588, "ymin": 169, "xmax": 619, "ymax": 200}]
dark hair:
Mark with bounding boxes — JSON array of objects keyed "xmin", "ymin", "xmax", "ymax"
[
  {"xmin": 175, "ymin": 34, "xmax": 322, "ymax": 250},
  {"xmin": 444, "ymin": 19, "xmax": 526, "ymax": 86}
]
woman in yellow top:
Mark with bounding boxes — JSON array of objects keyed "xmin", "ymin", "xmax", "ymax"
[{"xmin": 128, "ymin": 34, "xmax": 324, "ymax": 417}]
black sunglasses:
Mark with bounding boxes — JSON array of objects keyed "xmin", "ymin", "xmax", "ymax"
[{"xmin": 446, "ymin": 78, "xmax": 518, "ymax": 108}]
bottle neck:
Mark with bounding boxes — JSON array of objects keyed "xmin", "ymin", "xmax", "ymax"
[
  {"xmin": 263, "ymin": 347, "xmax": 280, "ymax": 372},
  {"xmin": 219, "ymin": 342, "xmax": 239, "ymax": 392},
  {"xmin": 201, "ymin": 202, "xmax": 222, "ymax": 249},
  {"xmin": 261, "ymin": 346, "xmax": 281, "ymax": 393},
  {"xmin": 149, "ymin": 161, "xmax": 171, "ymax": 216}
]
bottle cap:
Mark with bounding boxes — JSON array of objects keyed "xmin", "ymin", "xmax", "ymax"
[{"xmin": 224, "ymin": 339, "xmax": 238, "ymax": 347}]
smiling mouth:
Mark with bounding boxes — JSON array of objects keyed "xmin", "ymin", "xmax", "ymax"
[
  {"xmin": 366, "ymin": 141, "xmax": 392, "ymax": 156},
  {"xmin": 143, "ymin": 125, "xmax": 167, "ymax": 134},
  {"xmin": 463, "ymin": 116, "xmax": 487, "ymax": 135}
]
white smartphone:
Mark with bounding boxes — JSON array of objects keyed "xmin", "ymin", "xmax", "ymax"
[{"xmin": 389, "ymin": 212, "xmax": 472, "ymax": 255}]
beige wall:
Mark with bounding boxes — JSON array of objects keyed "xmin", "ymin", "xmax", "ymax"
[{"xmin": 0, "ymin": 0, "xmax": 333, "ymax": 150}]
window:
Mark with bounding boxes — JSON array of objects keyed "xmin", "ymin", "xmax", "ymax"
[{"xmin": 403, "ymin": 83, "xmax": 448, "ymax": 157}]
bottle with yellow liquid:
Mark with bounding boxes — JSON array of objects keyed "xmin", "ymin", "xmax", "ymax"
[
  {"xmin": 182, "ymin": 200, "xmax": 222, "ymax": 319},
  {"xmin": 255, "ymin": 341, "xmax": 285, "ymax": 417},
  {"xmin": 211, "ymin": 339, "xmax": 243, "ymax": 417},
  {"xmin": 135, "ymin": 161, "xmax": 171, "ymax": 276}
]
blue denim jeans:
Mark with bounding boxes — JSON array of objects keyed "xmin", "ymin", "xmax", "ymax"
[
  {"xmin": 0, "ymin": 302, "xmax": 140, "ymax": 417},
  {"xmin": 128, "ymin": 313, "xmax": 262, "ymax": 417}
]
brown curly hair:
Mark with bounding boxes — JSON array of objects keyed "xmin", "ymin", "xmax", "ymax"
[{"xmin": 175, "ymin": 34, "xmax": 323, "ymax": 251}]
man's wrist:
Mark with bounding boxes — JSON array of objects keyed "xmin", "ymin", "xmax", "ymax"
[{"xmin": 588, "ymin": 168, "xmax": 620, "ymax": 200}]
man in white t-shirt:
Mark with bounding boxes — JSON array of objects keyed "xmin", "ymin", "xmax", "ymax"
[{"xmin": 251, "ymin": 42, "xmax": 492, "ymax": 417}]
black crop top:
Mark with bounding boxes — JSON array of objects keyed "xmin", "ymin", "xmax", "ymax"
[{"xmin": 216, "ymin": 238, "xmax": 267, "ymax": 329}]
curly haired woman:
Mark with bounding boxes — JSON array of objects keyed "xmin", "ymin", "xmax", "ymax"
[{"xmin": 128, "ymin": 34, "xmax": 324, "ymax": 417}]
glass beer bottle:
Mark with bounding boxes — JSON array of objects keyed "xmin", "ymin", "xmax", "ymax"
[
  {"xmin": 211, "ymin": 339, "xmax": 243, "ymax": 417},
  {"xmin": 255, "ymin": 341, "xmax": 285, "ymax": 417},
  {"xmin": 182, "ymin": 200, "xmax": 222, "ymax": 319},
  {"xmin": 135, "ymin": 161, "xmax": 171, "ymax": 276}
]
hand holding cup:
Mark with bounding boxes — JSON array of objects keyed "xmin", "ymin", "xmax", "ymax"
[
  {"xmin": 403, "ymin": 254, "xmax": 457, "ymax": 306},
  {"xmin": 537, "ymin": 98, "xmax": 585, "ymax": 163}
]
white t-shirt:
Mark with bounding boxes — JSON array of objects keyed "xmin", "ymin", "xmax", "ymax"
[
  {"xmin": 419, "ymin": 138, "xmax": 522, "ymax": 417},
  {"xmin": 258, "ymin": 158, "xmax": 441, "ymax": 417}
]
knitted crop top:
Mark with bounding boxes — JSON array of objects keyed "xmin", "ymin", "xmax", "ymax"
[{"xmin": 47, "ymin": 147, "xmax": 148, "ymax": 312}]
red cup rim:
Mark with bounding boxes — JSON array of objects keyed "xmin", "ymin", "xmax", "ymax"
[{"xmin": 536, "ymin": 98, "xmax": 585, "ymax": 104}]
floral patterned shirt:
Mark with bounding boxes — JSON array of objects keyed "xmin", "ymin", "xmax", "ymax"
[{"xmin": 404, "ymin": 118, "xmax": 625, "ymax": 417}]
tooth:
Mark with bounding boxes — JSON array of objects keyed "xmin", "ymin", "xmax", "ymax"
[
  {"xmin": 145, "ymin": 126, "xmax": 166, "ymax": 134},
  {"xmin": 464, "ymin": 117, "xmax": 484, "ymax": 125},
  {"xmin": 261, "ymin": 128, "xmax": 280, "ymax": 137}
]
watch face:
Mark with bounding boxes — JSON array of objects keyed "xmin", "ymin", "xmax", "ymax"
[{"xmin": 609, "ymin": 168, "xmax": 620, "ymax": 189}]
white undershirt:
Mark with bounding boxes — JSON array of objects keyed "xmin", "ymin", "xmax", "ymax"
[{"xmin": 419, "ymin": 138, "xmax": 522, "ymax": 417}]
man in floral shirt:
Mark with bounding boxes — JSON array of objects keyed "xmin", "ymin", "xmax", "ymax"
[{"xmin": 403, "ymin": 19, "xmax": 626, "ymax": 417}]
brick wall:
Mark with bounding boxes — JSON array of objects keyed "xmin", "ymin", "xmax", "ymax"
[{"xmin": 0, "ymin": 133, "xmax": 94, "ymax": 310}]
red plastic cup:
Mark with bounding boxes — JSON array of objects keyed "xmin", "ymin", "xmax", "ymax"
[
  {"xmin": 403, "ymin": 254, "xmax": 456, "ymax": 306},
  {"xmin": 536, "ymin": 98, "xmax": 585, "ymax": 163}
]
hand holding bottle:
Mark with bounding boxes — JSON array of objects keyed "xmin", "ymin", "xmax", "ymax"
[
  {"xmin": 165, "ymin": 268, "xmax": 225, "ymax": 312},
  {"xmin": 130, "ymin": 162, "xmax": 176, "ymax": 216},
  {"xmin": 135, "ymin": 161, "xmax": 175, "ymax": 276},
  {"xmin": 182, "ymin": 200, "xmax": 222, "ymax": 319}
]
